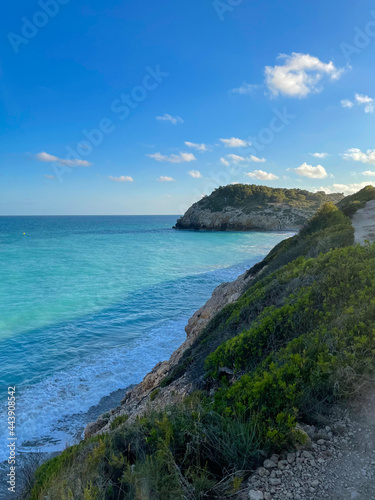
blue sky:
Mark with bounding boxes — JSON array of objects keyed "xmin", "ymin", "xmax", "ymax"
[{"xmin": 1, "ymin": 0, "xmax": 375, "ymax": 215}]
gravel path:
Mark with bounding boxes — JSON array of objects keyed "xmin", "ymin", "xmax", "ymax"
[
  {"xmin": 352, "ymin": 199, "xmax": 375, "ymax": 245},
  {"xmin": 240, "ymin": 383, "xmax": 375, "ymax": 500}
]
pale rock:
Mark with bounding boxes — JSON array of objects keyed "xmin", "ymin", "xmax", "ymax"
[{"xmin": 248, "ymin": 490, "xmax": 264, "ymax": 500}]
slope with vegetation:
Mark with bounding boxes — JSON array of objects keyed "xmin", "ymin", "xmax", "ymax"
[
  {"xmin": 174, "ymin": 184, "xmax": 344, "ymax": 231},
  {"xmin": 25, "ymin": 186, "xmax": 375, "ymax": 500}
]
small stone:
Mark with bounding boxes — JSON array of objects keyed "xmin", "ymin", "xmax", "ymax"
[
  {"xmin": 270, "ymin": 454, "xmax": 279, "ymax": 464},
  {"xmin": 263, "ymin": 459, "xmax": 277, "ymax": 469},
  {"xmin": 317, "ymin": 439, "xmax": 326, "ymax": 445},
  {"xmin": 264, "ymin": 493, "xmax": 271, "ymax": 500},
  {"xmin": 269, "ymin": 478, "xmax": 281, "ymax": 486},
  {"xmin": 287, "ymin": 452, "xmax": 296, "ymax": 464},
  {"xmin": 257, "ymin": 467, "xmax": 267, "ymax": 477},
  {"xmin": 248, "ymin": 490, "xmax": 264, "ymax": 500},
  {"xmin": 351, "ymin": 492, "xmax": 361, "ymax": 499},
  {"xmin": 278, "ymin": 460, "xmax": 288, "ymax": 470},
  {"xmin": 311, "ymin": 480, "xmax": 319, "ymax": 487},
  {"xmin": 303, "ymin": 450, "xmax": 314, "ymax": 460}
]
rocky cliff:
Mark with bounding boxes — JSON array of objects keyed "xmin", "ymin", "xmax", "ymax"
[{"xmin": 174, "ymin": 184, "xmax": 344, "ymax": 231}]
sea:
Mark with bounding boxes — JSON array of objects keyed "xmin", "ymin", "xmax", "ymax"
[{"xmin": 0, "ymin": 215, "xmax": 293, "ymax": 463}]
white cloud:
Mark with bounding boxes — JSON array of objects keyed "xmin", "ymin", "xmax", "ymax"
[
  {"xmin": 355, "ymin": 93, "xmax": 373, "ymax": 104},
  {"xmin": 245, "ymin": 170, "xmax": 279, "ymax": 180},
  {"xmin": 265, "ymin": 53, "xmax": 343, "ymax": 98},
  {"xmin": 109, "ymin": 175, "xmax": 134, "ymax": 182},
  {"xmin": 249, "ymin": 155, "xmax": 266, "ymax": 163},
  {"xmin": 156, "ymin": 113, "xmax": 183, "ymax": 125},
  {"xmin": 341, "ymin": 94, "xmax": 374, "ymax": 113},
  {"xmin": 34, "ymin": 151, "xmax": 92, "ymax": 167},
  {"xmin": 226, "ymin": 154, "xmax": 247, "ymax": 163},
  {"xmin": 222, "ymin": 154, "xmax": 266, "ymax": 165},
  {"xmin": 310, "ymin": 152, "xmax": 329, "ymax": 159},
  {"xmin": 319, "ymin": 182, "xmax": 375, "ymax": 195},
  {"xmin": 342, "ymin": 148, "xmax": 375, "ymax": 165},
  {"xmin": 220, "ymin": 137, "xmax": 251, "ymax": 148},
  {"xmin": 362, "ymin": 170, "xmax": 375, "ymax": 176},
  {"xmin": 341, "ymin": 99, "xmax": 354, "ymax": 108},
  {"xmin": 184, "ymin": 141, "xmax": 208, "ymax": 152},
  {"xmin": 44, "ymin": 174, "xmax": 55, "ymax": 179},
  {"xmin": 231, "ymin": 82, "xmax": 258, "ymax": 95},
  {"xmin": 157, "ymin": 176, "xmax": 175, "ymax": 182},
  {"xmin": 294, "ymin": 162, "xmax": 328, "ymax": 179},
  {"xmin": 147, "ymin": 152, "xmax": 196, "ymax": 163},
  {"xmin": 36, "ymin": 152, "xmax": 58, "ymax": 162},
  {"xmin": 188, "ymin": 170, "xmax": 202, "ymax": 178},
  {"xmin": 356, "ymin": 94, "xmax": 375, "ymax": 113}
]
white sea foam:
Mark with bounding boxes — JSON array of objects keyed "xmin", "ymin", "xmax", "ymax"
[{"xmin": 0, "ymin": 316, "xmax": 187, "ymax": 461}]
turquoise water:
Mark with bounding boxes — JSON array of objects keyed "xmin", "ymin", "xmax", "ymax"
[{"xmin": 0, "ymin": 216, "xmax": 292, "ymax": 459}]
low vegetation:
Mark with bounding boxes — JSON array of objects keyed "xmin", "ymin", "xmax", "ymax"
[
  {"xmin": 196, "ymin": 184, "xmax": 344, "ymax": 213},
  {"xmin": 25, "ymin": 187, "xmax": 375, "ymax": 500}
]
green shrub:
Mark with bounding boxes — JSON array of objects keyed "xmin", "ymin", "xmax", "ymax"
[
  {"xmin": 337, "ymin": 185, "xmax": 375, "ymax": 217},
  {"xmin": 110, "ymin": 414, "xmax": 128, "ymax": 430}
]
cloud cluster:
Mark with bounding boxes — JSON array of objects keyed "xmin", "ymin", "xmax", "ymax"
[
  {"xmin": 294, "ymin": 162, "xmax": 328, "ymax": 179},
  {"xmin": 109, "ymin": 176, "xmax": 134, "ymax": 182},
  {"xmin": 341, "ymin": 94, "xmax": 374, "ymax": 113},
  {"xmin": 156, "ymin": 113, "xmax": 184, "ymax": 125},
  {"xmin": 245, "ymin": 170, "xmax": 279, "ymax": 180},
  {"xmin": 343, "ymin": 148, "xmax": 375, "ymax": 165},
  {"xmin": 319, "ymin": 182, "xmax": 375, "ymax": 195},
  {"xmin": 220, "ymin": 137, "xmax": 251, "ymax": 148},
  {"xmin": 265, "ymin": 53, "xmax": 343, "ymax": 98},
  {"xmin": 35, "ymin": 152, "xmax": 92, "ymax": 167},
  {"xmin": 147, "ymin": 152, "xmax": 196, "ymax": 163}
]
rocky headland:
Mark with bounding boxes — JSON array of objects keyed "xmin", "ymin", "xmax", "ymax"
[{"xmin": 174, "ymin": 184, "xmax": 344, "ymax": 231}]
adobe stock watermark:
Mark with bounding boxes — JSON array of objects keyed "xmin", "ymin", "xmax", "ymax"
[
  {"xmin": 213, "ymin": 0, "xmax": 245, "ymax": 21},
  {"xmin": 8, "ymin": 0, "xmax": 72, "ymax": 54},
  {"xmin": 340, "ymin": 10, "xmax": 375, "ymax": 63},
  {"xmin": 178, "ymin": 106, "xmax": 296, "ymax": 215},
  {"xmin": 52, "ymin": 65, "xmax": 169, "ymax": 182}
]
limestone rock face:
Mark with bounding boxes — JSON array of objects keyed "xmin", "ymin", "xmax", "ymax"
[{"xmin": 174, "ymin": 204, "xmax": 314, "ymax": 232}]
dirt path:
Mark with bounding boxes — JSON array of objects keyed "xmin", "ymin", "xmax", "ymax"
[{"xmin": 352, "ymin": 199, "xmax": 375, "ymax": 245}]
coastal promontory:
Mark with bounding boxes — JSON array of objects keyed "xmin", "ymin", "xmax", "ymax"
[{"xmin": 174, "ymin": 184, "xmax": 344, "ymax": 231}]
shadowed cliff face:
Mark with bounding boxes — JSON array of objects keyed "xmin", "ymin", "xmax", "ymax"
[
  {"xmin": 175, "ymin": 204, "xmax": 312, "ymax": 231},
  {"xmin": 174, "ymin": 184, "xmax": 344, "ymax": 231}
]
